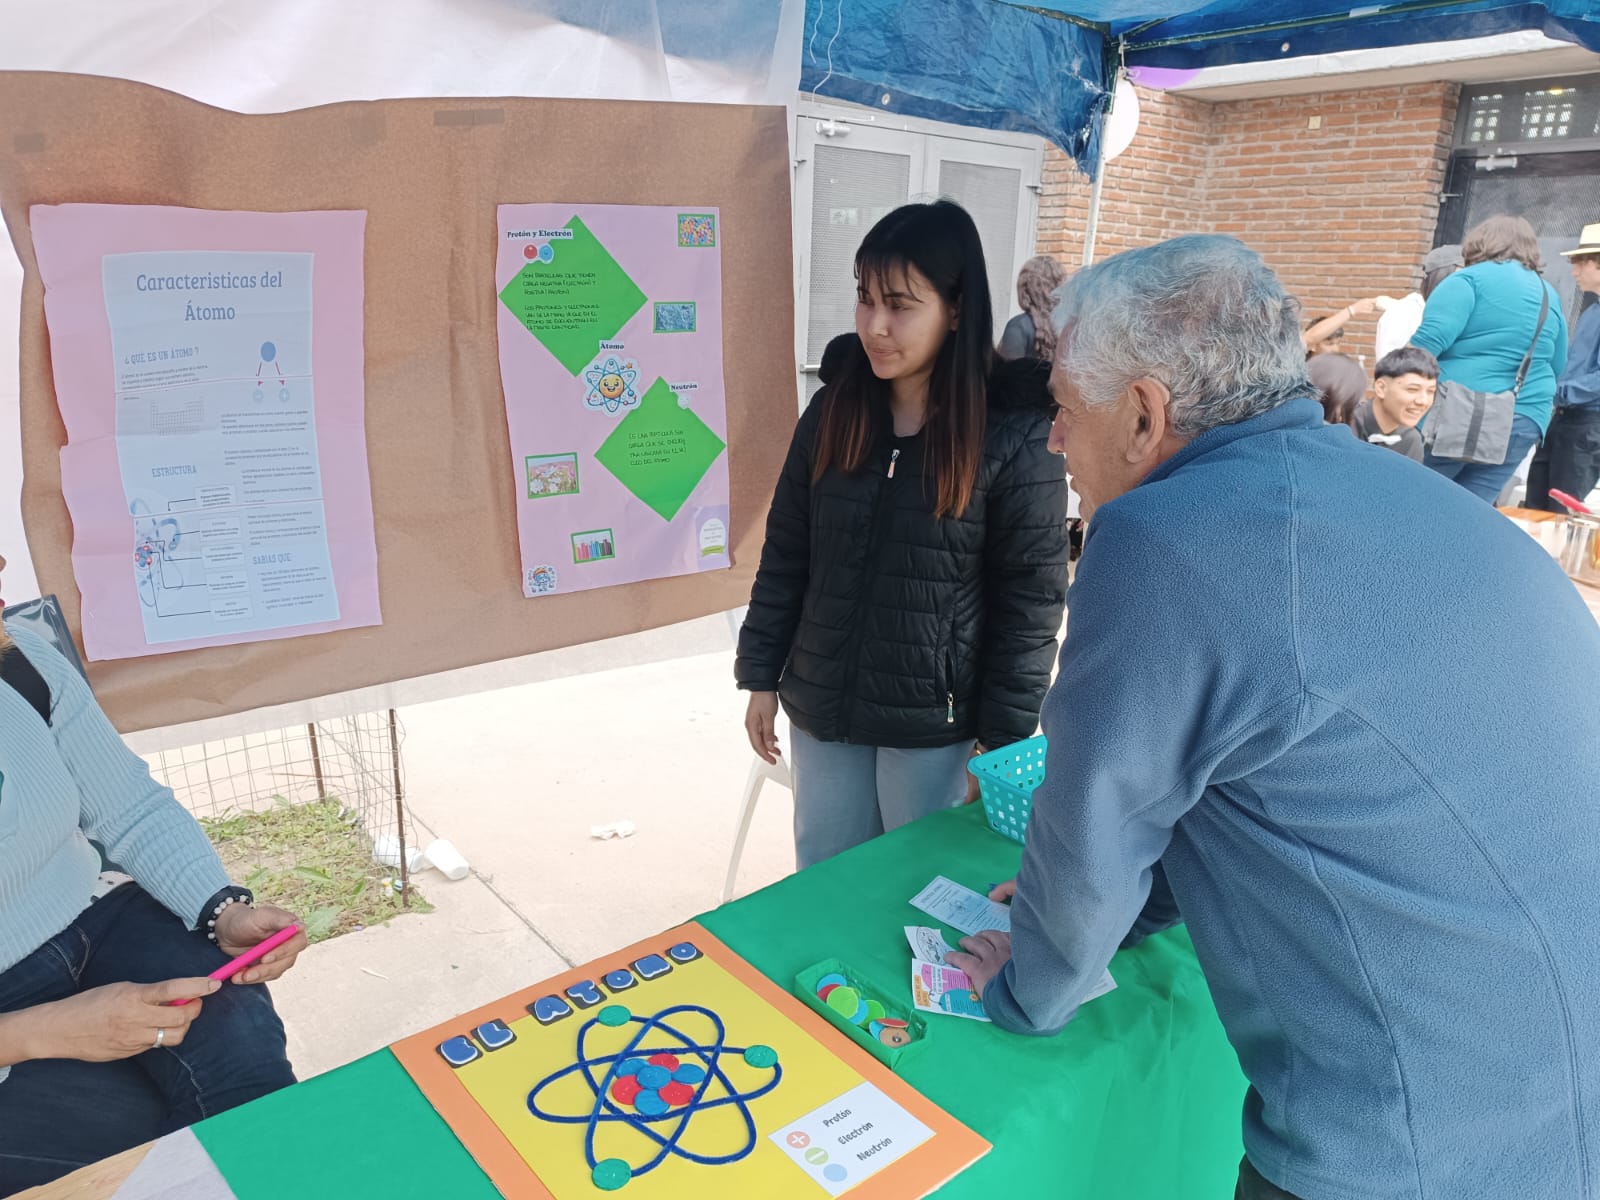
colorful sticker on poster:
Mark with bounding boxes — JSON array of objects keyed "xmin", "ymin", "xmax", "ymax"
[
  {"xmin": 29, "ymin": 205, "xmax": 381, "ymax": 660},
  {"xmin": 495, "ymin": 204, "xmax": 730, "ymax": 599}
]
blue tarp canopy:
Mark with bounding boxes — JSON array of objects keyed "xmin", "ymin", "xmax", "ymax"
[{"xmin": 799, "ymin": 1, "xmax": 1600, "ymax": 162}]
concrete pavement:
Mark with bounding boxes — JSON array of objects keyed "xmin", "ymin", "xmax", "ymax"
[{"xmin": 263, "ymin": 644, "xmax": 797, "ymax": 1078}]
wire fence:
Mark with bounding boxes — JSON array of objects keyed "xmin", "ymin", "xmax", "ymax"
[{"xmin": 145, "ymin": 709, "xmax": 426, "ymax": 940}]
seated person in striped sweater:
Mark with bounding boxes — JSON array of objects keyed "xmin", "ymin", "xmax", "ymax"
[{"xmin": 0, "ymin": 553, "xmax": 304, "ymax": 1195}]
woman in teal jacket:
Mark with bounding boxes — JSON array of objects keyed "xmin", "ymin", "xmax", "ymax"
[{"xmin": 1411, "ymin": 215, "xmax": 1567, "ymax": 502}]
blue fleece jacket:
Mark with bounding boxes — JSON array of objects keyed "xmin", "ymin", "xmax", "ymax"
[
  {"xmin": 984, "ymin": 399, "xmax": 1600, "ymax": 1200},
  {"xmin": 1411, "ymin": 260, "xmax": 1568, "ymax": 433}
]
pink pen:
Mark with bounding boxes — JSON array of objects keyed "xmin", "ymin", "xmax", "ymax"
[{"xmin": 168, "ymin": 924, "xmax": 302, "ymax": 1006}]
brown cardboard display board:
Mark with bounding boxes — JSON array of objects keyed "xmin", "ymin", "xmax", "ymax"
[{"xmin": 0, "ymin": 72, "xmax": 795, "ymax": 733}]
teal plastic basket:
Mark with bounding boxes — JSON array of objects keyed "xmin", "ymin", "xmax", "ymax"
[{"xmin": 969, "ymin": 735, "xmax": 1047, "ymax": 843}]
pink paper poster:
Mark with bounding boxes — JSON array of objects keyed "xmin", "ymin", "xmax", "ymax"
[
  {"xmin": 495, "ymin": 204, "xmax": 730, "ymax": 598},
  {"xmin": 30, "ymin": 205, "xmax": 381, "ymax": 661}
]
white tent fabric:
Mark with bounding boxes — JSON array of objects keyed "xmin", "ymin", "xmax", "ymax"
[{"xmin": 1, "ymin": 0, "xmax": 804, "ymax": 112}]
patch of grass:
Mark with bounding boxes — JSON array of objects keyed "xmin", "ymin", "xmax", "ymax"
[{"xmin": 201, "ymin": 797, "xmax": 431, "ymax": 943}]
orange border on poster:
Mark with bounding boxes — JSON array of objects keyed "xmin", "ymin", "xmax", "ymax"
[{"xmin": 390, "ymin": 921, "xmax": 988, "ymax": 1199}]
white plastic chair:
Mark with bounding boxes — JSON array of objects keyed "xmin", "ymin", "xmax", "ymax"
[{"xmin": 721, "ymin": 753, "xmax": 792, "ymax": 903}]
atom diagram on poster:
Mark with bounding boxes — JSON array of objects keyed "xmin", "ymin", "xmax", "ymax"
[{"xmin": 583, "ymin": 355, "xmax": 640, "ymax": 415}]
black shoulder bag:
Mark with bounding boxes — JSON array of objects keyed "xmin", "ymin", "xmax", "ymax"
[
  {"xmin": 1423, "ymin": 284, "xmax": 1550, "ymax": 466},
  {"xmin": 0, "ymin": 642, "xmax": 52, "ymax": 725}
]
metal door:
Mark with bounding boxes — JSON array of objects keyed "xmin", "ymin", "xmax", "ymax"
[
  {"xmin": 793, "ymin": 109, "xmax": 1043, "ymax": 405},
  {"xmin": 1439, "ymin": 148, "xmax": 1600, "ymax": 322}
]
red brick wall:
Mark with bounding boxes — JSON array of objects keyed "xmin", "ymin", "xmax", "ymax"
[
  {"xmin": 1207, "ymin": 83, "xmax": 1460, "ymax": 356},
  {"xmin": 1037, "ymin": 81, "xmax": 1460, "ymax": 361},
  {"xmin": 1037, "ymin": 87, "xmax": 1212, "ymax": 264}
]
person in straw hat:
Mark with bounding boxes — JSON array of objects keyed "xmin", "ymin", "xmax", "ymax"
[{"xmin": 1527, "ymin": 221, "xmax": 1600, "ymax": 510}]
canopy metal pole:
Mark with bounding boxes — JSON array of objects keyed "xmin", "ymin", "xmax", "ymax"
[
  {"xmin": 1081, "ymin": 63, "xmax": 1121, "ymax": 268},
  {"xmin": 1081, "ymin": 126, "xmax": 1108, "ymax": 268}
]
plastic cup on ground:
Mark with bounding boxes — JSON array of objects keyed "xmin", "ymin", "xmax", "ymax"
[
  {"xmin": 371, "ymin": 833, "xmax": 426, "ymax": 873},
  {"xmin": 423, "ymin": 838, "xmax": 470, "ymax": 881}
]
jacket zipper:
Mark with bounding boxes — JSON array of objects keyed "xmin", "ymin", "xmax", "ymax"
[
  {"xmin": 939, "ymin": 611, "xmax": 956, "ymax": 724},
  {"xmin": 837, "ymin": 443, "xmax": 900, "ymax": 739},
  {"xmin": 944, "ymin": 634, "xmax": 955, "ymax": 724}
]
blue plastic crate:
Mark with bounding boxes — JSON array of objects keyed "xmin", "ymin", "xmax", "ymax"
[{"xmin": 968, "ymin": 735, "xmax": 1047, "ymax": 844}]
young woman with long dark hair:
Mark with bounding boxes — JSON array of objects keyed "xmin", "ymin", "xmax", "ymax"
[{"xmin": 735, "ymin": 201, "xmax": 1069, "ymax": 868}]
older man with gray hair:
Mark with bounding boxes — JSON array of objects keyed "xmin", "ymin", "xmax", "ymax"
[{"xmin": 946, "ymin": 236, "xmax": 1600, "ymax": 1200}]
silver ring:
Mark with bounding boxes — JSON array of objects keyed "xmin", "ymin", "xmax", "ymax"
[{"xmin": 154, "ymin": 1027, "xmax": 166, "ymax": 1048}]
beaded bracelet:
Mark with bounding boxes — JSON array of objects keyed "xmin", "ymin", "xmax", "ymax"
[{"xmin": 199, "ymin": 885, "xmax": 254, "ymax": 942}]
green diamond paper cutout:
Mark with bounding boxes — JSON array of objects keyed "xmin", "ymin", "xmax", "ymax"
[
  {"xmin": 499, "ymin": 217, "xmax": 648, "ymax": 376},
  {"xmin": 595, "ymin": 379, "xmax": 726, "ymax": 522}
]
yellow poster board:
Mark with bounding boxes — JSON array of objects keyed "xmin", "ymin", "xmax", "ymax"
[{"xmin": 392, "ymin": 923, "xmax": 987, "ymax": 1199}]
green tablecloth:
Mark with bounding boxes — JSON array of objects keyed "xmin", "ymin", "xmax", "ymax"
[
  {"xmin": 190, "ymin": 804, "xmax": 1246, "ymax": 1198},
  {"xmin": 701, "ymin": 804, "xmax": 1248, "ymax": 1197}
]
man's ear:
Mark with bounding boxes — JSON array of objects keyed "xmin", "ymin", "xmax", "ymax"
[{"xmin": 1123, "ymin": 377, "xmax": 1172, "ymax": 463}]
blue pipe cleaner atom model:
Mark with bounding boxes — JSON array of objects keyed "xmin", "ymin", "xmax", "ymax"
[{"xmin": 526, "ymin": 1002, "xmax": 782, "ymax": 1192}]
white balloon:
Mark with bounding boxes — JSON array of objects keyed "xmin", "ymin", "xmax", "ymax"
[{"xmin": 1103, "ymin": 77, "xmax": 1141, "ymax": 163}]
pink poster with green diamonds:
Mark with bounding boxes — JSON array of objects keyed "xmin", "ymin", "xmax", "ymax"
[{"xmin": 495, "ymin": 204, "xmax": 730, "ymax": 599}]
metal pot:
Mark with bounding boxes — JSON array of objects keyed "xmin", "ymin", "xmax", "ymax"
[{"xmin": 1559, "ymin": 514, "xmax": 1600, "ymax": 587}]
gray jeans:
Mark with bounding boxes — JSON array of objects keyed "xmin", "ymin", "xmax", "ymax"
[
  {"xmin": 788, "ymin": 725, "xmax": 972, "ymax": 868},
  {"xmin": 1236, "ymin": 1157, "xmax": 1304, "ymax": 1200}
]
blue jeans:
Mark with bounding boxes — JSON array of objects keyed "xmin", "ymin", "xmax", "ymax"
[
  {"xmin": 0, "ymin": 885, "xmax": 294, "ymax": 1195},
  {"xmin": 788, "ymin": 725, "xmax": 973, "ymax": 868},
  {"xmin": 1424, "ymin": 414, "xmax": 1543, "ymax": 503}
]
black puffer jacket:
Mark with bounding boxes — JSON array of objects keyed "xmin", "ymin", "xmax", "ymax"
[{"xmin": 735, "ymin": 350, "xmax": 1069, "ymax": 750}]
